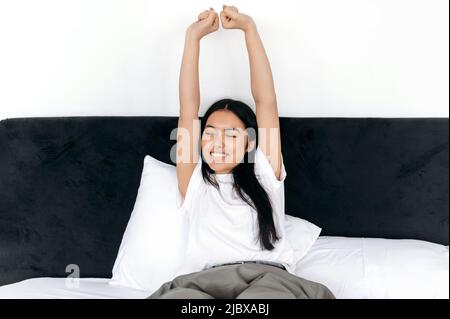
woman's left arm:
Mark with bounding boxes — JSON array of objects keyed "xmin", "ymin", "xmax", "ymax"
[
  {"xmin": 244, "ymin": 21, "xmax": 282, "ymax": 180},
  {"xmin": 220, "ymin": 5, "xmax": 282, "ymax": 179}
]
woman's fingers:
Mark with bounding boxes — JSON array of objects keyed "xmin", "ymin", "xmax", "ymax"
[
  {"xmin": 220, "ymin": 10, "xmax": 229, "ymax": 21},
  {"xmin": 212, "ymin": 14, "xmax": 219, "ymax": 29},
  {"xmin": 202, "ymin": 10, "xmax": 216, "ymax": 27},
  {"xmin": 219, "ymin": 4, "xmax": 253, "ymax": 31},
  {"xmin": 195, "ymin": 8, "xmax": 219, "ymax": 33},
  {"xmin": 222, "ymin": 4, "xmax": 239, "ymax": 18},
  {"xmin": 198, "ymin": 10, "xmax": 209, "ymax": 21},
  {"xmin": 207, "ymin": 10, "xmax": 220, "ymax": 29},
  {"xmin": 220, "ymin": 4, "xmax": 241, "ymax": 29},
  {"xmin": 198, "ymin": 7, "xmax": 216, "ymax": 21}
]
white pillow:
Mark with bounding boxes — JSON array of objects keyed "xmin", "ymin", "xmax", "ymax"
[
  {"xmin": 294, "ymin": 236, "xmax": 449, "ymax": 299},
  {"xmin": 110, "ymin": 155, "xmax": 321, "ymax": 292},
  {"xmin": 285, "ymin": 214, "xmax": 322, "ymax": 261},
  {"xmin": 110, "ymin": 155, "xmax": 189, "ymax": 292}
]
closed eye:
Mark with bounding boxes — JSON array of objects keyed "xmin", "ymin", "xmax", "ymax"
[
  {"xmin": 225, "ymin": 128, "xmax": 240, "ymax": 138},
  {"xmin": 203, "ymin": 128, "xmax": 216, "ymax": 136}
]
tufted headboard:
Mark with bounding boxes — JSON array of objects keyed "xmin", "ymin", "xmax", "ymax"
[{"xmin": 0, "ymin": 116, "xmax": 448, "ymax": 286}]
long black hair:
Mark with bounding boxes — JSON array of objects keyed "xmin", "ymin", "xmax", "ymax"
[{"xmin": 200, "ymin": 98, "xmax": 280, "ymax": 251}]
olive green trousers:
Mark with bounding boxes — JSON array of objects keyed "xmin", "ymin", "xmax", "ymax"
[{"xmin": 148, "ymin": 263, "xmax": 335, "ymax": 299}]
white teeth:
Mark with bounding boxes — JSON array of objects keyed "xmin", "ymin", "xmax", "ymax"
[{"xmin": 211, "ymin": 152, "xmax": 227, "ymax": 157}]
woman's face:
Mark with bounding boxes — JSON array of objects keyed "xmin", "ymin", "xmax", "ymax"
[{"xmin": 201, "ymin": 109, "xmax": 251, "ymax": 174}]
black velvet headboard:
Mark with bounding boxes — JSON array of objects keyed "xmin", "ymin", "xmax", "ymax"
[{"xmin": 0, "ymin": 116, "xmax": 448, "ymax": 286}]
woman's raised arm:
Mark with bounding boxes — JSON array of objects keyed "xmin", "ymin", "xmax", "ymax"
[
  {"xmin": 221, "ymin": 5, "xmax": 282, "ymax": 180},
  {"xmin": 177, "ymin": 8, "xmax": 219, "ymax": 198},
  {"xmin": 245, "ymin": 24, "xmax": 282, "ymax": 180}
]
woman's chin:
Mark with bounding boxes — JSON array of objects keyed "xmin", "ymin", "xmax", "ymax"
[{"xmin": 208, "ymin": 161, "xmax": 234, "ymax": 173}]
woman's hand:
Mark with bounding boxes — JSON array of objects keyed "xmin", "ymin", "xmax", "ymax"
[
  {"xmin": 187, "ymin": 8, "xmax": 219, "ymax": 41},
  {"xmin": 220, "ymin": 4, "xmax": 255, "ymax": 32}
]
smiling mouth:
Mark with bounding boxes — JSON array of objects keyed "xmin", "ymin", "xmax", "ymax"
[{"xmin": 210, "ymin": 152, "xmax": 228, "ymax": 158}]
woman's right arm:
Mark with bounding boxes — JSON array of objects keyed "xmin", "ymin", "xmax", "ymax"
[
  {"xmin": 177, "ymin": 30, "xmax": 201, "ymax": 198},
  {"xmin": 177, "ymin": 9, "xmax": 219, "ymax": 198}
]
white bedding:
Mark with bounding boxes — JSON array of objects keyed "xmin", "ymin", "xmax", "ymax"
[
  {"xmin": 294, "ymin": 236, "xmax": 449, "ymax": 299},
  {"xmin": 0, "ymin": 278, "xmax": 151, "ymax": 299},
  {"xmin": 0, "ymin": 236, "xmax": 448, "ymax": 299}
]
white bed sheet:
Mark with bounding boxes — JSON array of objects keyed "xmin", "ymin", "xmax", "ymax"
[
  {"xmin": 0, "ymin": 278, "xmax": 151, "ymax": 299},
  {"xmin": 1, "ymin": 236, "xmax": 448, "ymax": 299}
]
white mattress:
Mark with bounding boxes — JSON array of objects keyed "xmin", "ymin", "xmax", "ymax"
[
  {"xmin": 0, "ymin": 278, "xmax": 151, "ymax": 299},
  {"xmin": 0, "ymin": 236, "xmax": 448, "ymax": 299}
]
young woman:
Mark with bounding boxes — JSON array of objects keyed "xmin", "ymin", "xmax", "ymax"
[{"xmin": 149, "ymin": 5, "xmax": 335, "ymax": 299}]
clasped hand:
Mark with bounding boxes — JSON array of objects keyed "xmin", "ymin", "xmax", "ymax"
[{"xmin": 187, "ymin": 5, "xmax": 255, "ymax": 41}]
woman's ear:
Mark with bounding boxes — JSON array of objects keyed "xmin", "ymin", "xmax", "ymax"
[{"xmin": 247, "ymin": 140, "xmax": 256, "ymax": 152}]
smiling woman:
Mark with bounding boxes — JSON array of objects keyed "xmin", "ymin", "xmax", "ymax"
[
  {"xmin": 197, "ymin": 98, "xmax": 281, "ymax": 251},
  {"xmin": 152, "ymin": 5, "xmax": 335, "ymax": 299}
]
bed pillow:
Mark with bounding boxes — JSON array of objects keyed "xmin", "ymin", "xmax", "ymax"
[
  {"xmin": 285, "ymin": 214, "xmax": 322, "ymax": 261},
  {"xmin": 294, "ymin": 236, "xmax": 449, "ymax": 299},
  {"xmin": 110, "ymin": 155, "xmax": 189, "ymax": 292},
  {"xmin": 110, "ymin": 155, "xmax": 322, "ymax": 292}
]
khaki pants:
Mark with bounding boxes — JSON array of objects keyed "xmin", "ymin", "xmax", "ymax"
[{"xmin": 147, "ymin": 263, "xmax": 335, "ymax": 299}]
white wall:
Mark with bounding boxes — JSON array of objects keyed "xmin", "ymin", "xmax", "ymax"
[{"xmin": 0, "ymin": 0, "xmax": 448, "ymax": 120}]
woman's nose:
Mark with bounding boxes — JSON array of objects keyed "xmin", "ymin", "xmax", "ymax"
[{"xmin": 213, "ymin": 131, "xmax": 225, "ymax": 147}]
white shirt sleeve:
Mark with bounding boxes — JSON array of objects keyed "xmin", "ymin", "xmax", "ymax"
[
  {"xmin": 175, "ymin": 159, "xmax": 203, "ymax": 213},
  {"xmin": 254, "ymin": 145, "xmax": 287, "ymax": 189}
]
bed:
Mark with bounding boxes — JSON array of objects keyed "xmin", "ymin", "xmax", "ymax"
[{"xmin": 0, "ymin": 117, "xmax": 448, "ymax": 298}]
